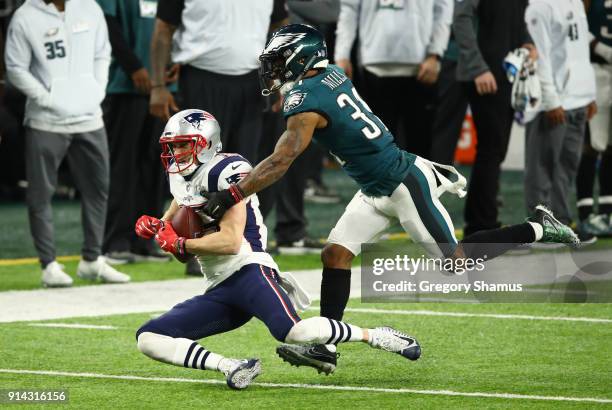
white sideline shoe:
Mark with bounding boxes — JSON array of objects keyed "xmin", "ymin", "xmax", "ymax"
[
  {"xmin": 42, "ymin": 261, "xmax": 73, "ymax": 288},
  {"xmin": 77, "ymin": 256, "xmax": 130, "ymax": 283}
]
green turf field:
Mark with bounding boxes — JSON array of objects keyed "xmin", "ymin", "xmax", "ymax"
[
  {"xmin": 1, "ymin": 301, "xmax": 611, "ymax": 409},
  {"xmin": 1, "ymin": 168, "xmax": 611, "ymax": 408}
]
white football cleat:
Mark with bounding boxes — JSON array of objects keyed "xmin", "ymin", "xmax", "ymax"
[
  {"xmin": 221, "ymin": 358, "xmax": 261, "ymax": 390},
  {"xmin": 368, "ymin": 327, "xmax": 421, "ymax": 361},
  {"xmin": 42, "ymin": 261, "xmax": 73, "ymax": 288},
  {"xmin": 77, "ymin": 256, "xmax": 130, "ymax": 283}
]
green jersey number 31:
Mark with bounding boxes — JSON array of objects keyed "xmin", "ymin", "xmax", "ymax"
[{"xmin": 337, "ymin": 87, "xmax": 384, "ymax": 140}]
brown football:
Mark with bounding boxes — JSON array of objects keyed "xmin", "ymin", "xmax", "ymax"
[{"xmin": 170, "ymin": 206, "xmax": 219, "ymax": 263}]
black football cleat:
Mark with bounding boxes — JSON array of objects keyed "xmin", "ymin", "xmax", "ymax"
[{"xmin": 276, "ymin": 344, "xmax": 337, "ymax": 375}]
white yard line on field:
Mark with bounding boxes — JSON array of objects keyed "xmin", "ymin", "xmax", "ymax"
[
  {"xmin": 323, "ymin": 307, "xmax": 612, "ymax": 324},
  {"xmin": 27, "ymin": 323, "xmax": 118, "ymax": 330},
  {"xmin": 0, "ymin": 368, "xmax": 610, "ymax": 404}
]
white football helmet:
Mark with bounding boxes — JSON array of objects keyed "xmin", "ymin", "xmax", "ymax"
[{"xmin": 159, "ymin": 109, "xmax": 222, "ymax": 176}]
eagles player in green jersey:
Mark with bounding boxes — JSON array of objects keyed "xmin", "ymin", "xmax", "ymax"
[{"xmin": 202, "ymin": 24, "xmax": 580, "ymax": 374}]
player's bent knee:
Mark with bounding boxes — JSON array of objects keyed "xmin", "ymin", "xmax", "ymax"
[
  {"xmin": 321, "ymin": 244, "xmax": 354, "ymax": 268},
  {"xmin": 136, "ymin": 324, "xmax": 149, "ymax": 341},
  {"xmin": 284, "ymin": 317, "xmax": 328, "ymax": 344},
  {"xmin": 268, "ymin": 316, "xmax": 297, "ymax": 342},
  {"xmin": 136, "ymin": 331, "xmax": 185, "ymax": 365},
  {"xmin": 136, "ymin": 319, "xmax": 172, "ymax": 341},
  {"xmin": 137, "ymin": 332, "xmax": 165, "ymax": 359}
]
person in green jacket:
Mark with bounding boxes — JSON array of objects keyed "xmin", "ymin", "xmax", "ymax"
[{"xmin": 96, "ymin": 0, "xmax": 177, "ymax": 265}]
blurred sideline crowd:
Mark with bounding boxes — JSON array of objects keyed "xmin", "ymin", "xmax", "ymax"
[{"xmin": 0, "ymin": 0, "xmax": 610, "ymax": 287}]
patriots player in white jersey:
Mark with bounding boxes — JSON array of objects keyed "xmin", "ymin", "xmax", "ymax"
[{"xmin": 133, "ymin": 109, "xmax": 421, "ymax": 390}]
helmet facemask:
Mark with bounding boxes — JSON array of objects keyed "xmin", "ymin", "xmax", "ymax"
[
  {"xmin": 160, "ymin": 134, "xmax": 207, "ymax": 176},
  {"xmin": 259, "ymin": 51, "xmax": 299, "ymax": 96}
]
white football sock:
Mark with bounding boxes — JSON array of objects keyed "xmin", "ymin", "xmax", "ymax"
[
  {"xmin": 137, "ymin": 332, "xmax": 223, "ymax": 371},
  {"xmin": 528, "ymin": 221, "xmax": 544, "ymax": 241},
  {"xmin": 284, "ymin": 317, "xmax": 363, "ymax": 344},
  {"xmin": 217, "ymin": 358, "xmax": 241, "ymax": 375}
]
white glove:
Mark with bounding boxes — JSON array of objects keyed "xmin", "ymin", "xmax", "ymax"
[
  {"xmin": 503, "ymin": 48, "xmax": 542, "ymax": 123},
  {"xmin": 276, "ymin": 271, "xmax": 311, "ymax": 312},
  {"xmin": 503, "ymin": 48, "xmax": 531, "ymax": 83}
]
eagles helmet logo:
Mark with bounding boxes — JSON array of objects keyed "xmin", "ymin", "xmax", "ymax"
[
  {"xmin": 264, "ymin": 33, "xmax": 307, "ymax": 53},
  {"xmin": 283, "ymin": 92, "xmax": 307, "ymax": 112}
]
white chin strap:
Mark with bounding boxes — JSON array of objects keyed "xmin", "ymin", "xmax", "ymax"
[
  {"xmin": 179, "ymin": 164, "xmax": 198, "ymax": 176},
  {"xmin": 168, "ymin": 162, "xmax": 198, "ymax": 177},
  {"xmin": 262, "ymin": 79, "xmax": 282, "ymax": 96}
]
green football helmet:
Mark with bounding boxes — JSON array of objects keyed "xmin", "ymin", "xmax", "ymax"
[{"xmin": 259, "ymin": 24, "xmax": 328, "ymax": 96}]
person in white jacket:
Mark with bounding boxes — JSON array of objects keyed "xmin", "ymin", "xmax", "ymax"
[
  {"xmin": 4, "ymin": 0, "xmax": 129, "ymax": 286},
  {"xmin": 334, "ymin": 0, "xmax": 453, "ymax": 157},
  {"xmin": 575, "ymin": 0, "xmax": 612, "ymax": 239},
  {"xmin": 524, "ymin": 0, "xmax": 597, "ymax": 231}
]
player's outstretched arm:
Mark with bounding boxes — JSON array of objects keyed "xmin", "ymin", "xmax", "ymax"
[
  {"xmin": 238, "ymin": 112, "xmax": 318, "ymax": 196},
  {"xmin": 201, "ymin": 112, "xmax": 320, "ymax": 219}
]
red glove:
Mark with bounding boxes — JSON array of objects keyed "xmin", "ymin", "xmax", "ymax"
[
  {"xmin": 154, "ymin": 222, "xmax": 187, "ymax": 256},
  {"xmin": 135, "ymin": 215, "xmax": 164, "ymax": 239}
]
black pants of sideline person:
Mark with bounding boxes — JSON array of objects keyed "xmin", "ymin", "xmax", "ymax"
[
  {"xmin": 178, "ymin": 65, "xmax": 263, "ymax": 163},
  {"xmin": 363, "ymin": 70, "xmax": 436, "ymax": 158},
  {"xmin": 430, "ymin": 59, "xmax": 469, "ymax": 166},
  {"xmin": 462, "ymin": 80, "xmax": 514, "ymax": 236},
  {"xmin": 0, "ymin": 85, "xmax": 26, "ymax": 199},
  {"xmin": 102, "ymin": 94, "xmax": 167, "ymax": 255}
]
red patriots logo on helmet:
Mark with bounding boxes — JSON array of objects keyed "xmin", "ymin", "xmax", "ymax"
[{"xmin": 183, "ymin": 111, "xmax": 216, "ymax": 129}]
